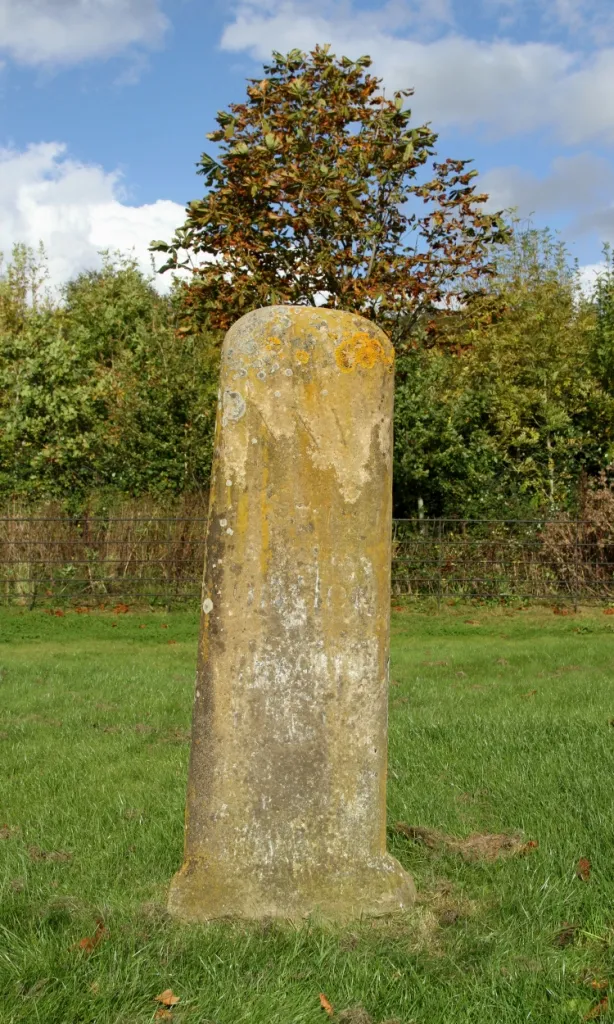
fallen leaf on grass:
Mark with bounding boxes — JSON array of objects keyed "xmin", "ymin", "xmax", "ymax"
[
  {"xmin": 113, "ymin": 604, "xmax": 130, "ymax": 614},
  {"xmin": 394, "ymin": 823, "xmax": 538, "ymax": 862},
  {"xmin": 584, "ymin": 998, "xmax": 609, "ymax": 1019},
  {"xmin": 74, "ymin": 607, "xmax": 90, "ymax": 614},
  {"xmin": 603, "ymin": 609, "xmax": 614, "ymax": 616},
  {"xmin": 155, "ymin": 1012, "xmax": 173, "ymax": 1021},
  {"xmin": 155, "ymin": 989, "xmax": 180, "ymax": 1008},
  {"xmin": 139, "ymin": 623, "xmax": 147, "ymax": 629},
  {"xmin": 160, "ymin": 623, "xmax": 168, "ymax": 629},
  {"xmin": 587, "ymin": 980, "xmax": 609, "ymax": 991},
  {"xmin": 319, "ymin": 993, "xmax": 334, "ymax": 1017},
  {"xmin": 464, "ymin": 620, "xmax": 481, "ymax": 626},
  {"xmin": 521, "ymin": 689, "xmax": 537, "ymax": 698},
  {"xmin": 167, "ymin": 639, "xmax": 177, "ymax": 645},
  {"xmin": 73, "ymin": 917, "xmax": 107, "ymax": 955},
  {"xmin": 28, "ymin": 845, "xmax": 72, "ymax": 862},
  {"xmin": 553, "ymin": 606, "xmax": 573, "ymax": 616},
  {"xmin": 577, "ymin": 858, "xmax": 592, "ymax": 881}
]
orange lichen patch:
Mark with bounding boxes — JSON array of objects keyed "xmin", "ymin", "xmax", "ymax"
[
  {"xmin": 334, "ymin": 332, "xmax": 394, "ymax": 373},
  {"xmin": 265, "ymin": 334, "xmax": 283, "ymax": 351},
  {"xmin": 295, "ymin": 349, "xmax": 311, "ymax": 364}
]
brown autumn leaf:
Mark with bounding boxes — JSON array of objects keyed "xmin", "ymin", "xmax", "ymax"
[
  {"xmin": 554, "ymin": 922, "xmax": 579, "ymax": 947},
  {"xmin": 154, "ymin": 1011, "xmax": 173, "ymax": 1021},
  {"xmin": 139, "ymin": 623, "xmax": 147, "ymax": 629},
  {"xmin": 74, "ymin": 606, "xmax": 90, "ymax": 614},
  {"xmin": 319, "ymin": 993, "xmax": 334, "ymax": 1017},
  {"xmin": 155, "ymin": 989, "xmax": 180, "ymax": 1008},
  {"xmin": 464, "ymin": 620, "xmax": 481, "ymax": 625},
  {"xmin": 577, "ymin": 857, "xmax": 592, "ymax": 881},
  {"xmin": 73, "ymin": 917, "xmax": 107, "ymax": 955},
  {"xmin": 603, "ymin": 608, "xmax": 614, "ymax": 616},
  {"xmin": 160, "ymin": 623, "xmax": 169, "ymax": 628},
  {"xmin": 584, "ymin": 997, "xmax": 608, "ymax": 1019},
  {"xmin": 113, "ymin": 603, "xmax": 130, "ymax": 614},
  {"xmin": 167, "ymin": 640, "xmax": 177, "ymax": 645},
  {"xmin": 588, "ymin": 981, "xmax": 609, "ymax": 991}
]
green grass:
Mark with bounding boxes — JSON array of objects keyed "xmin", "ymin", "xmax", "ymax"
[{"xmin": 1, "ymin": 603, "xmax": 614, "ymax": 1023}]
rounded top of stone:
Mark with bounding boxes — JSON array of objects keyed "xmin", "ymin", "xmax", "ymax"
[{"xmin": 223, "ymin": 305, "xmax": 394, "ymax": 375}]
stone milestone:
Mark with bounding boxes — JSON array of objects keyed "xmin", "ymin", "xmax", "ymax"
[{"xmin": 168, "ymin": 305, "xmax": 415, "ymax": 922}]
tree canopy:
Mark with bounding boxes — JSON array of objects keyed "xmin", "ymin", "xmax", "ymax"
[{"xmin": 150, "ymin": 45, "xmax": 510, "ymax": 342}]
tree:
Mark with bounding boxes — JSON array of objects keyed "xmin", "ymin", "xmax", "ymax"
[
  {"xmin": 465, "ymin": 227, "xmax": 613, "ymax": 513},
  {"xmin": 589, "ymin": 243, "xmax": 614, "ymax": 394},
  {"xmin": 150, "ymin": 45, "xmax": 510, "ymax": 343}
]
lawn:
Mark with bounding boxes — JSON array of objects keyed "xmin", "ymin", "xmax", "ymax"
[{"xmin": 1, "ymin": 603, "xmax": 614, "ymax": 1023}]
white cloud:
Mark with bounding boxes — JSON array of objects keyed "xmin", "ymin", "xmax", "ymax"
[
  {"xmin": 479, "ymin": 154, "xmax": 614, "ymax": 220},
  {"xmin": 0, "ymin": 0, "xmax": 168, "ymax": 67},
  {"xmin": 485, "ymin": 0, "xmax": 614, "ymax": 45},
  {"xmin": 0, "ymin": 142, "xmax": 189, "ymax": 299},
  {"xmin": 578, "ymin": 261, "xmax": 609, "ymax": 297},
  {"xmin": 220, "ymin": 0, "xmax": 614, "ymax": 145}
]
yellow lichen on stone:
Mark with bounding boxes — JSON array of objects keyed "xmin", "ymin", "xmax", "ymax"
[
  {"xmin": 295, "ymin": 349, "xmax": 311, "ymax": 364},
  {"xmin": 334, "ymin": 331, "xmax": 394, "ymax": 373}
]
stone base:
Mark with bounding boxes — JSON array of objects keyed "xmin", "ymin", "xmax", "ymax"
[{"xmin": 167, "ymin": 854, "xmax": 415, "ymax": 924}]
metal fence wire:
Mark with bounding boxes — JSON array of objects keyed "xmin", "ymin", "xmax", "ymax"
[{"xmin": 1, "ymin": 515, "xmax": 614, "ymax": 607}]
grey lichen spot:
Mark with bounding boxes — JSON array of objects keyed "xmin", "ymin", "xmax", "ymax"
[
  {"xmin": 226, "ymin": 527, "xmax": 234, "ymax": 535},
  {"xmin": 284, "ymin": 368, "xmax": 293, "ymax": 377},
  {"xmin": 225, "ymin": 479, "xmax": 233, "ymax": 487},
  {"xmin": 257, "ymin": 371, "xmax": 266, "ymax": 381},
  {"xmin": 235, "ymin": 368, "xmax": 247, "ymax": 379},
  {"xmin": 251, "ymin": 438, "xmax": 258, "ymax": 445},
  {"xmin": 219, "ymin": 519, "xmax": 228, "ymax": 528},
  {"xmin": 274, "ymin": 390, "xmax": 281, "ymax": 398},
  {"xmin": 270, "ymin": 363, "xmax": 279, "ymax": 374},
  {"xmin": 223, "ymin": 389, "xmax": 246, "ymax": 422},
  {"xmin": 202, "ymin": 598, "xmax": 213, "ymax": 614}
]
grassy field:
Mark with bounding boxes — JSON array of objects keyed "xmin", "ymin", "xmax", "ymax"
[{"xmin": 1, "ymin": 603, "xmax": 614, "ymax": 1023}]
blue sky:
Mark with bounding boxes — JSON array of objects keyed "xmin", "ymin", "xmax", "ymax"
[{"xmin": 1, "ymin": 0, "xmax": 613, "ymax": 296}]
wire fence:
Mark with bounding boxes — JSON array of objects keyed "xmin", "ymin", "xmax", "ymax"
[{"xmin": 1, "ymin": 515, "xmax": 614, "ymax": 608}]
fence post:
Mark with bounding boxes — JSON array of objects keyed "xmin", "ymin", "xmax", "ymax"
[
  {"xmin": 437, "ymin": 517, "xmax": 443, "ymax": 612},
  {"xmin": 572, "ymin": 519, "xmax": 579, "ymax": 614}
]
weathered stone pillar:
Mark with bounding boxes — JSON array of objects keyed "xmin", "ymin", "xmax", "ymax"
[{"xmin": 168, "ymin": 306, "xmax": 415, "ymax": 923}]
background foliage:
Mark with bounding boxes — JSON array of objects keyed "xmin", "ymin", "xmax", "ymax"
[{"xmin": 1, "ymin": 45, "xmax": 614, "ymax": 520}]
